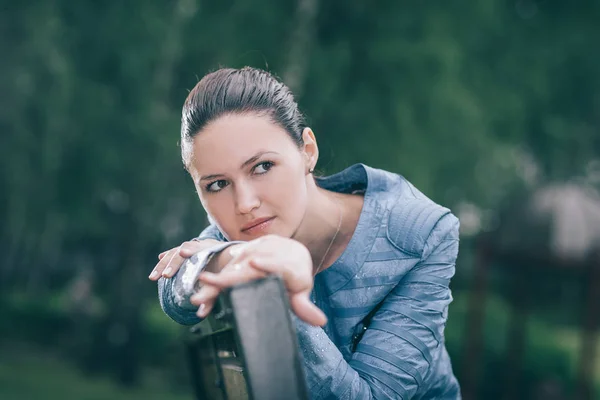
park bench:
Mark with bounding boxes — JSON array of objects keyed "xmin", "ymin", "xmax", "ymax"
[{"xmin": 185, "ymin": 276, "xmax": 309, "ymax": 400}]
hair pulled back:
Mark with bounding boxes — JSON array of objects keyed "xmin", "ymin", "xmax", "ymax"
[{"xmin": 180, "ymin": 67, "xmax": 306, "ymax": 168}]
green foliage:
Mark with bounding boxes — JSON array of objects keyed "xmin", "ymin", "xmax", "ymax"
[
  {"xmin": 1, "ymin": 0, "xmax": 598, "ymax": 396},
  {"xmin": 446, "ymin": 290, "xmax": 600, "ymax": 399}
]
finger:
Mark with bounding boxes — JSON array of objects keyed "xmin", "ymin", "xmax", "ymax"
[
  {"xmin": 190, "ymin": 284, "xmax": 221, "ymax": 307},
  {"xmin": 248, "ymin": 257, "xmax": 308, "ymax": 293},
  {"xmin": 191, "ymin": 284, "xmax": 221, "ymax": 318},
  {"xmin": 149, "ymin": 248, "xmax": 177, "ymax": 280},
  {"xmin": 158, "ymin": 250, "xmax": 168, "ymax": 260},
  {"xmin": 162, "ymin": 245, "xmax": 186, "ymax": 278},
  {"xmin": 197, "ymin": 296, "xmax": 218, "ymax": 318},
  {"xmin": 198, "ymin": 264, "xmax": 266, "ymax": 289},
  {"xmin": 290, "ymin": 293, "xmax": 328, "ymax": 327},
  {"xmin": 179, "ymin": 239, "xmax": 230, "ymax": 258},
  {"xmin": 179, "ymin": 241, "xmax": 207, "ymax": 258}
]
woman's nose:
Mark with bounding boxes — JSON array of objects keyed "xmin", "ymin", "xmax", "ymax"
[{"xmin": 234, "ymin": 183, "xmax": 260, "ymax": 214}]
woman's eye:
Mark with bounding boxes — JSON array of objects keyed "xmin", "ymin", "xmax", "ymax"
[
  {"xmin": 253, "ymin": 161, "xmax": 274, "ymax": 174},
  {"xmin": 206, "ymin": 180, "xmax": 229, "ymax": 192}
]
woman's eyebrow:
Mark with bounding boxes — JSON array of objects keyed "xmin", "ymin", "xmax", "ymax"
[
  {"xmin": 239, "ymin": 151, "xmax": 278, "ymax": 169},
  {"xmin": 199, "ymin": 173, "xmax": 224, "ymax": 182},
  {"xmin": 199, "ymin": 151, "xmax": 279, "ymax": 181}
]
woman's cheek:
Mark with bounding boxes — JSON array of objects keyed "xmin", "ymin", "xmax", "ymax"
[{"xmin": 203, "ymin": 198, "xmax": 235, "ymax": 236}]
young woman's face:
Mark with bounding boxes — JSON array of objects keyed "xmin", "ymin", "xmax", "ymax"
[{"xmin": 188, "ymin": 113, "xmax": 313, "ymax": 241}]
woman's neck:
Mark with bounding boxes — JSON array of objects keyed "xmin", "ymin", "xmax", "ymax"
[{"xmin": 292, "ymin": 181, "xmax": 361, "ymax": 274}]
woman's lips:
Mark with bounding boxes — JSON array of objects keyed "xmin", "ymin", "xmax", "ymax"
[{"xmin": 241, "ymin": 217, "xmax": 275, "ymax": 234}]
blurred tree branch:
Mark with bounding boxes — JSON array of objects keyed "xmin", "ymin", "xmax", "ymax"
[{"xmin": 282, "ymin": 0, "xmax": 319, "ymax": 97}]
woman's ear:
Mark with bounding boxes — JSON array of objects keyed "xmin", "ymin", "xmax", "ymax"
[{"xmin": 301, "ymin": 128, "xmax": 319, "ymax": 173}]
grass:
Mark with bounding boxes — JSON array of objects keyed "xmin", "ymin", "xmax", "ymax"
[
  {"xmin": 1, "ymin": 286, "xmax": 598, "ymax": 399},
  {"xmin": 0, "ymin": 346, "xmax": 192, "ymax": 400}
]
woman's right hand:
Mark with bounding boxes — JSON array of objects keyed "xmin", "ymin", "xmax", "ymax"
[
  {"xmin": 192, "ymin": 235, "xmax": 327, "ymax": 327},
  {"xmin": 149, "ymin": 236, "xmax": 327, "ymax": 327},
  {"xmin": 148, "ymin": 238, "xmax": 223, "ymax": 280}
]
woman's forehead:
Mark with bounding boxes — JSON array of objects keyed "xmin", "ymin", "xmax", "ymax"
[{"xmin": 190, "ymin": 114, "xmax": 298, "ymax": 170}]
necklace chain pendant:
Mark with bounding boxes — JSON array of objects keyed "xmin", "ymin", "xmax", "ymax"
[{"xmin": 314, "ymin": 199, "xmax": 343, "ymax": 276}]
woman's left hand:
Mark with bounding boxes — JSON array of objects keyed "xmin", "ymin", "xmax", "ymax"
[{"xmin": 190, "ymin": 234, "xmax": 327, "ymax": 327}]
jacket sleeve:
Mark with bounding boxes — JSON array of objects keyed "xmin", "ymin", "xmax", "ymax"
[
  {"xmin": 157, "ymin": 224, "xmax": 239, "ymax": 326},
  {"xmin": 294, "ymin": 213, "xmax": 460, "ymax": 399}
]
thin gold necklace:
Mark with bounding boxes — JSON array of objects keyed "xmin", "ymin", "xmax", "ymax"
[{"xmin": 314, "ymin": 198, "xmax": 343, "ymax": 276}]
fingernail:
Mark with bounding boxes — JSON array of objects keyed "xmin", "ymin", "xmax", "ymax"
[
  {"xmin": 162, "ymin": 267, "xmax": 172, "ymax": 277},
  {"xmin": 149, "ymin": 270, "xmax": 158, "ymax": 279},
  {"xmin": 197, "ymin": 303, "xmax": 206, "ymax": 317}
]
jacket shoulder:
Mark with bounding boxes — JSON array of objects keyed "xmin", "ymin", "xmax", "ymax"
[
  {"xmin": 384, "ymin": 177, "xmax": 454, "ymax": 257},
  {"xmin": 197, "ymin": 222, "xmax": 227, "ymax": 241}
]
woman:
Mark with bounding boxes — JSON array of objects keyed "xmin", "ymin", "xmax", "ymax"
[{"xmin": 149, "ymin": 67, "xmax": 461, "ymax": 399}]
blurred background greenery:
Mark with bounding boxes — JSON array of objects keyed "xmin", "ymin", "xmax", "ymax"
[{"xmin": 1, "ymin": 1, "xmax": 599, "ymax": 399}]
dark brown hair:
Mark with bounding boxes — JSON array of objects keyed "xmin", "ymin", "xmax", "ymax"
[{"xmin": 180, "ymin": 67, "xmax": 306, "ymax": 168}]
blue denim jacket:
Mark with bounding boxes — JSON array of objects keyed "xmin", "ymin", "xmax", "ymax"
[{"xmin": 158, "ymin": 164, "xmax": 461, "ymax": 399}]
